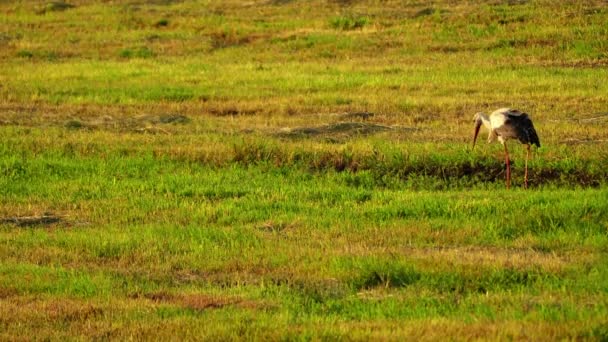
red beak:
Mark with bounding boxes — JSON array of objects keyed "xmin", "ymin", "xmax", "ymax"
[{"xmin": 472, "ymin": 121, "xmax": 481, "ymax": 149}]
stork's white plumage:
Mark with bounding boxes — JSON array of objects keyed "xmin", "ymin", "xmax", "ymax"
[{"xmin": 473, "ymin": 108, "xmax": 540, "ymax": 189}]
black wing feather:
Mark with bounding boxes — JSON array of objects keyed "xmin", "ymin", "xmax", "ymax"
[{"xmin": 509, "ymin": 112, "xmax": 540, "ymax": 147}]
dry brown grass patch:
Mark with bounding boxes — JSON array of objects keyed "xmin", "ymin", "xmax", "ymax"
[
  {"xmin": 0, "ymin": 297, "xmax": 104, "ymax": 325},
  {"xmin": 362, "ymin": 319, "xmax": 591, "ymax": 341},
  {"xmin": 141, "ymin": 291, "xmax": 264, "ymax": 311},
  {"xmin": 400, "ymin": 246, "xmax": 592, "ymax": 273}
]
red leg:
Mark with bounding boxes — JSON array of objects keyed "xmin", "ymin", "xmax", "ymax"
[
  {"xmin": 504, "ymin": 143, "xmax": 511, "ymax": 189},
  {"xmin": 524, "ymin": 145, "xmax": 530, "ymax": 189}
]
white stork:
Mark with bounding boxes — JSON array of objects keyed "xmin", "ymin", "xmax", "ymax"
[{"xmin": 472, "ymin": 108, "xmax": 540, "ymax": 189}]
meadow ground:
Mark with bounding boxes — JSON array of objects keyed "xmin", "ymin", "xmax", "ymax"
[{"xmin": 1, "ymin": 0, "xmax": 608, "ymax": 340}]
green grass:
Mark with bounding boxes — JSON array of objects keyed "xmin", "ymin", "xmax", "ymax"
[
  {"xmin": 1, "ymin": 129, "xmax": 607, "ymax": 339},
  {"xmin": 1, "ymin": 0, "xmax": 608, "ymax": 340}
]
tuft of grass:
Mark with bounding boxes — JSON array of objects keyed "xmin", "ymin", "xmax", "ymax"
[
  {"xmin": 348, "ymin": 259, "xmax": 421, "ymax": 290},
  {"xmin": 16, "ymin": 50, "xmax": 35, "ymax": 58},
  {"xmin": 36, "ymin": 1, "xmax": 75, "ymax": 14},
  {"xmin": 119, "ymin": 47, "xmax": 155, "ymax": 59},
  {"xmin": 330, "ymin": 15, "xmax": 370, "ymax": 30},
  {"xmin": 155, "ymin": 18, "xmax": 170, "ymax": 27},
  {"xmin": 209, "ymin": 29, "xmax": 259, "ymax": 50}
]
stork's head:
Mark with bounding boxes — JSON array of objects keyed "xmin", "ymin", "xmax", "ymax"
[{"xmin": 472, "ymin": 112, "xmax": 484, "ymax": 149}]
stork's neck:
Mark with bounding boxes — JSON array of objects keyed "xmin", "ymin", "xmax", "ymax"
[{"xmin": 476, "ymin": 113, "xmax": 491, "ymax": 129}]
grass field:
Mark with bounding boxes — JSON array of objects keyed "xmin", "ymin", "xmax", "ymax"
[{"xmin": 1, "ymin": 0, "xmax": 608, "ymax": 340}]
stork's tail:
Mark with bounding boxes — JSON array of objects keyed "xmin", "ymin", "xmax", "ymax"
[{"xmin": 529, "ymin": 128, "xmax": 540, "ymax": 148}]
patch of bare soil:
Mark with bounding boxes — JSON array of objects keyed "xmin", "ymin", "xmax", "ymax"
[
  {"xmin": 65, "ymin": 113, "xmax": 190, "ymax": 133},
  {"xmin": 335, "ymin": 111, "xmax": 375, "ymax": 120},
  {"xmin": 139, "ymin": 291, "xmax": 265, "ymax": 311},
  {"xmin": 276, "ymin": 121, "xmax": 416, "ymax": 141},
  {"xmin": 0, "ymin": 214, "xmax": 62, "ymax": 227},
  {"xmin": 36, "ymin": 1, "xmax": 75, "ymax": 15}
]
